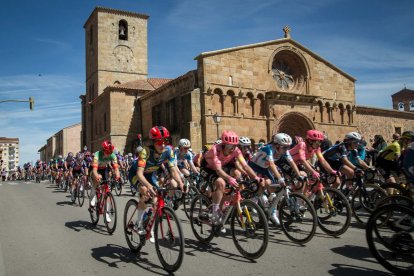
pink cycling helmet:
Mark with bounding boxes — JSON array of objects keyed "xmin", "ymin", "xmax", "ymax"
[
  {"xmin": 306, "ymin": 130, "xmax": 324, "ymax": 141},
  {"xmin": 221, "ymin": 130, "xmax": 239, "ymax": 145}
]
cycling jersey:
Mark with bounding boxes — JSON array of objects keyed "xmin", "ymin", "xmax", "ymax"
[
  {"xmin": 203, "ymin": 144, "xmax": 246, "ymax": 170},
  {"xmin": 250, "ymin": 144, "xmax": 292, "ymax": 169},
  {"xmin": 402, "ymin": 142, "xmax": 414, "ymax": 182},
  {"xmin": 137, "ymin": 145, "xmax": 176, "ymax": 174},
  {"xmin": 72, "ymin": 159, "xmax": 87, "ymax": 171},
  {"xmin": 174, "ymin": 148, "xmax": 195, "ymax": 169},
  {"xmin": 348, "ymin": 145, "xmax": 366, "ymax": 166},
  {"xmin": 290, "ymin": 141, "xmax": 323, "ymax": 164},
  {"xmin": 92, "ymin": 151, "xmax": 118, "ymax": 170},
  {"xmin": 322, "ymin": 143, "xmax": 349, "ymax": 163},
  {"xmin": 378, "ymin": 141, "xmax": 401, "ymax": 161}
]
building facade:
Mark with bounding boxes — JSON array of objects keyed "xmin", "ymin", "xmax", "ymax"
[
  {"xmin": 0, "ymin": 137, "xmax": 19, "ymax": 172},
  {"xmin": 392, "ymin": 88, "xmax": 414, "ymax": 112},
  {"xmin": 81, "ymin": 7, "xmax": 414, "ymax": 153},
  {"xmin": 38, "ymin": 123, "xmax": 81, "ymax": 161}
]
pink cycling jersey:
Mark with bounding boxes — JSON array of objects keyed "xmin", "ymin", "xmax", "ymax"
[
  {"xmin": 204, "ymin": 144, "xmax": 246, "ymax": 170},
  {"xmin": 289, "ymin": 141, "xmax": 323, "ymax": 164}
]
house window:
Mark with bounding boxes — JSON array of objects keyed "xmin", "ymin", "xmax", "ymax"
[
  {"xmin": 119, "ymin": 20, "xmax": 128, "ymax": 40},
  {"xmin": 152, "ymin": 104, "xmax": 162, "ymax": 126},
  {"xmin": 103, "ymin": 112, "xmax": 107, "ymax": 132},
  {"xmin": 166, "ymin": 99, "xmax": 177, "ymax": 132},
  {"xmin": 410, "ymin": 101, "xmax": 414, "ymax": 111},
  {"xmin": 398, "ymin": 102, "xmax": 404, "ymax": 111},
  {"xmin": 89, "ymin": 26, "xmax": 93, "ymax": 45}
]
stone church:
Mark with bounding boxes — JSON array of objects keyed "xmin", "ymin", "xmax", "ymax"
[{"xmin": 80, "ymin": 7, "xmax": 414, "ymax": 154}]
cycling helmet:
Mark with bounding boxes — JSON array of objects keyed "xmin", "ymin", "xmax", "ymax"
[
  {"xmin": 149, "ymin": 126, "xmax": 170, "ymax": 140},
  {"xmin": 344, "ymin": 132, "xmax": 362, "ymax": 141},
  {"xmin": 50, "ymin": 159, "xmax": 53, "ymax": 162},
  {"xmin": 401, "ymin": 131, "xmax": 414, "ymax": 141},
  {"xmin": 76, "ymin": 152, "xmax": 84, "ymax": 160},
  {"xmin": 273, "ymin": 133, "xmax": 293, "ymax": 146},
  {"xmin": 58, "ymin": 155, "xmax": 63, "ymax": 159},
  {"xmin": 306, "ymin": 130, "xmax": 324, "ymax": 141},
  {"xmin": 178, "ymin": 138, "xmax": 191, "ymax": 148},
  {"xmin": 67, "ymin": 152, "xmax": 74, "ymax": 158},
  {"xmin": 101, "ymin": 140, "xmax": 114, "ymax": 154},
  {"xmin": 214, "ymin": 139, "xmax": 222, "ymax": 145},
  {"xmin": 221, "ymin": 130, "xmax": 239, "ymax": 145},
  {"xmin": 128, "ymin": 153, "xmax": 133, "ymax": 157},
  {"xmin": 84, "ymin": 151, "xmax": 91, "ymax": 156},
  {"xmin": 113, "ymin": 149, "xmax": 119, "ymax": 155},
  {"xmin": 239, "ymin": 136, "xmax": 251, "ymax": 146}
]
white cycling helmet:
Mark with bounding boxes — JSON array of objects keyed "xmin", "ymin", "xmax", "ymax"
[
  {"xmin": 272, "ymin": 133, "xmax": 293, "ymax": 146},
  {"xmin": 344, "ymin": 132, "xmax": 361, "ymax": 141},
  {"xmin": 239, "ymin": 136, "xmax": 251, "ymax": 146},
  {"xmin": 178, "ymin": 138, "xmax": 191, "ymax": 148}
]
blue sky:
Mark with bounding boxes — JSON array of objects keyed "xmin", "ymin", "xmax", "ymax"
[{"xmin": 1, "ymin": 0, "xmax": 413, "ymax": 164}]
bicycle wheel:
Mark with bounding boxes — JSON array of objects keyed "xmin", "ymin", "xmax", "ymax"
[
  {"xmin": 114, "ymin": 180, "xmax": 122, "ymax": 196},
  {"xmin": 190, "ymin": 194, "xmax": 214, "ymax": 244},
  {"xmin": 352, "ymin": 184, "xmax": 387, "ymax": 224},
  {"xmin": 279, "ymin": 193, "xmax": 317, "ymax": 244},
  {"xmin": 104, "ymin": 192, "xmax": 117, "ymax": 234},
  {"xmin": 123, "ymin": 199, "xmax": 144, "ymax": 252},
  {"xmin": 183, "ymin": 185, "xmax": 199, "ymax": 219},
  {"xmin": 89, "ymin": 202, "xmax": 99, "ymax": 226},
  {"xmin": 77, "ymin": 183, "xmax": 85, "ymax": 207},
  {"xmin": 315, "ymin": 188, "xmax": 352, "ymax": 236},
  {"xmin": 85, "ymin": 178, "xmax": 92, "ymax": 199},
  {"xmin": 366, "ymin": 204, "xmax": 414, "ymax": 275},
  {"xmin": 154, "ymin": 206, "xmax": 185, "ymax": 272},
  {"xmin": 231, "ymin": 199, "xmax": 268, "ymax": 259}
]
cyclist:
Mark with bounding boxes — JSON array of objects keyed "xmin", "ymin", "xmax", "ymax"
[
  {"xmin": 200, "ymin": 130, "xmax": 261, "ymax": 224},
  {"xmin": 322, "ymin": 132, "xmax": 362, "ymax": 187},
  {"xmin": 290, "ymin": 130, "xmax": 337, "ymax": 188},
  {"xmin": 90, "ymin": 140, "xmax": 121, "ymax": 222},
  {"xmin": 130, "ymin": 126, "xmax": 184, "ymax": 241},
  {"xmin": 400, "ymin": 131, "xmax": 414, "ymax": 184},
  {"xmin": 64, "ymin": 152, "xmax": 75, "ymax": 184},
  {"xmin": 175, "ymin": 138, "xmax": 199, "ymax": 178},
  {"xmin": 375, "ymin": 133, "xmax": 403, "ymax": 184},
  {"xmin": 71, "ymin": 152, "xmax": 88, "ymax": 201},
  {"xmin": 249, "ymin": 133, "xmax": 304, "ymax": 224}
]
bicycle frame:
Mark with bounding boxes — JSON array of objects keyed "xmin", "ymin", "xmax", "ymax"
[{"xmin": 96, "ymin": 181, "xmax": 110, "ymax": 214}]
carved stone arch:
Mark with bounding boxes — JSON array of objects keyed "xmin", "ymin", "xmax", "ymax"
[
  {"xmin": 246, "ymin": 92, "xmax": 255, "ymax": 117},
  {"xmin": 268, "ymin": 45, "xmax": 311, "ymax": 94},
  {"xmin": 114, "ymin": 80, "xmax": 121, "ymax": 85},
  {"xmin": 274, "ymin": 112, "xmax": 315, "ymax": 139},
  {"xmin": 212, "ymin": 88, "xmax": 223, "ymax": 114},
  {"xmin": 338, "ymin": 103, "xmax": 345, "ymax": 124}
]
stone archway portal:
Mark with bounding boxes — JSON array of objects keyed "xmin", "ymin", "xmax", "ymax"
[{"xmin": 275, "ymin": 112, "xmax": 315, "ymax": 139}]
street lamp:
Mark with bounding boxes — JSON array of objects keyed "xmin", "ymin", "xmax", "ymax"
[{"xmin": 213, "ymin": 112, "xmax": 222, "ymax": 139}]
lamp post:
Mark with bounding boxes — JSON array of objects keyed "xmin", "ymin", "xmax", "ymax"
[
  {"xmin": 0, "ymin": 97, "xmax": 34, "ymax": 111},
  {"xmin": 213, "ymin": 112, "xmax": 222, "ymax": 139}
]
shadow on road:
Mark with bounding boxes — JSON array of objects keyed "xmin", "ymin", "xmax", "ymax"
[
  {"xmin": 65, "ymin": 220, "xmax": 111, "ymax": 235},
  {"xmin": 184, "ymin": 238, "xmax": 255, "ymax": 263},
  {"xmin": 56, "ymin": 200, "xmax": 75, "ymax": 206},
  {"xmin": 90, "ymin": 243, "xmax": 170, "ymax": 275},
  {"xmin": 331, "ymin": 244, "xmax": 381, "ymax": 265},
  {"xmin": 328, "ymin": 263, "xmax": 391, "ymax": 275}
]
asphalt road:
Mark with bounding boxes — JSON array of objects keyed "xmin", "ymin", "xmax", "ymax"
[{"xmin": 0, "ymin": 180, "xmax": 391, "ymax": 276}]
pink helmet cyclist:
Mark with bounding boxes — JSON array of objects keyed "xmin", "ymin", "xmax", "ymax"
[
  {"xmin": 221, "ymin": 130, "xmax": 239, "ymax": 145},
  {"xmin": 306, "ymin": 130, "xmax": 324, "ymax": 141}
]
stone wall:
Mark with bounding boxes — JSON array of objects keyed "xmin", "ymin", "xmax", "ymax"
[{"xmin": 356, "ymin": 106, "xmax": 414, "ymax": 143}]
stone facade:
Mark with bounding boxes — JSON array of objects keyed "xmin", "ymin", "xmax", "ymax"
[
  {"xmin": 80, "ymin": 7, "xmax": 414, "ymax": 154},
  {"xmin": 39, "ymin": 123, "xmax": 81, "ymax": 161}
]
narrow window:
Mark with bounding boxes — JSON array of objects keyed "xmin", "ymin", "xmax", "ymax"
[
  {"xmin": 398, "ymin": 102, "xmax": 404, "ymax": 111},
  {"xmin": 119, "ymin": 20, "xmax": 128, "ymax": 40},
  {"xmin": 410, "ymin": 101, "xmax": 414, "ymax": 111},
  {"xmin": 103, "ymin": 113, "xmax": 107, "ymax": 132},
  {"xmin": 89, "ymin": 26, "xmax": 93, "ymax": 45}
]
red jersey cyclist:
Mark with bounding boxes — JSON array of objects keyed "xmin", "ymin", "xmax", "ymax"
[{"xmin": 201, "ymin": 130, "xmax": 261, "ymax": 224}]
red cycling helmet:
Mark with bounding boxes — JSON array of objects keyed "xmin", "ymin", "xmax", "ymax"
[
  {"xmin": 306, "ymin": 130, "xmax": 324, "ymax": 141},
  {"xmin": 101, "ymin": 140, "xmax": 114, "ymax": 154},
  {"xmin": 221, "ymin": 130, "xmax": 239, "ymax": 145},
  {"xmin": 149, "ymin": 126, "xmax": 170, "ymax": 140}
]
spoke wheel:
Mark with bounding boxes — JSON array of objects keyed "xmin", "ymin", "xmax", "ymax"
[
  {"xmin": 183, "ymin": 185, "xmax": 199, "ymax": 219},
  {"xmin": 190, "ymin": 194, "xmax": 214, "ymax": 244},
  {"xmin": 123, "ymin": 199, "xmax": 144, "ymax": 252},
  {"xmin": 315, "ymin": 188, "xmax": 352, "ymax": 236},
  {"xmin": 279, "ymin": 193, "xmax": 317, "ymax": 244},
  {"xmin": 89, "ymin": 201, "xmax": 99, "ymax": 226},
  {"xmin": 154, "ymin": 206, "xmax": 184, "ymax": 273},
  {"xmin": 366, "ymin": 204, "xmax": 414, "ymax": 275},
  {"xmin": 77, "ymin": 182, "xmax": 85, "ymax": 207},
  {"xmin": 352, "ymin": 184, "xmax": 387, "ymax": 224},
  {"xmin": 104, "ymin": 192, "xmax": 117, "ymax": 234},
  {"xmin": 85, "ymin": 178, "xmax": 92, "ymax": 199},
  {"xmin": 113, "ymin": 180, "xmax": 122, "ymax": 196},
  {"xmin": 231, "ymin": 199, "xmax": 269, "ymax": 259}
]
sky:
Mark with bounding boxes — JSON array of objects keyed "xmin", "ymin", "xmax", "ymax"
[{"xmin": 0, "ymin": 0, "xmax": 413, "ymax": 164}]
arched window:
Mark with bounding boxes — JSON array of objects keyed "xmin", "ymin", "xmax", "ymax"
[
  {"xmin": 410, "ymin": 101, "xmax": 414, "ymax": 111},
  {"xmin": 398, "ymin": 102, "xmax": 405, "ymax": 111},
  {"xmin": 119, "ymin": 20, "xmax": 128, "ymax": 40},
  {"xmin": 257, "ymin": 94, "xmax": 265, "ymax": 117}
]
